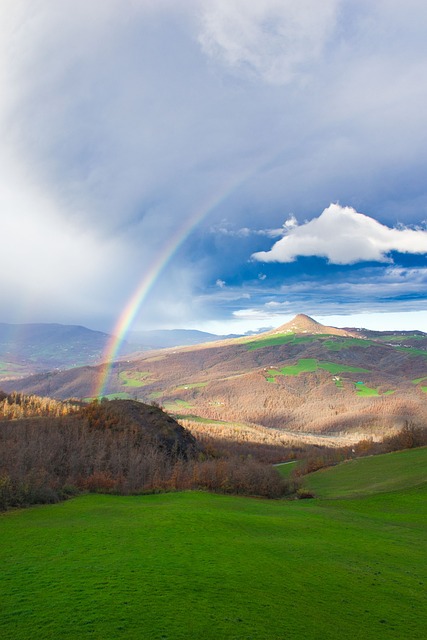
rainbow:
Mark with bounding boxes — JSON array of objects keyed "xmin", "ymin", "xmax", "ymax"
[{"xmin": 92, "ymin": 174, "xmax": 251, "ymax": 398}]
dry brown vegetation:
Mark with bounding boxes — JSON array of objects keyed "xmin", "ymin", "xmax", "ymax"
[
  {"xmin": 0, "ymin": 391, "xmax": 79, "ymax": 419},
  {"xmin": 5, "ymin": 330, "xmax": 426, "ymax": 443},
  {"xmin": 1, "ymin": 388, "xmax": 425, "ymax": 511},
  {"xmin": 292, "ymin": 423, "xmax": 427, "ymax": 477},
  {"xmin": 0, "ymin": 396, "xmax": 290, "ymax": 510}
]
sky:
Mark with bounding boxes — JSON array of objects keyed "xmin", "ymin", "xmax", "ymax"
[{"xmin": 1, "ymin": 0, "xmax": 427, "ymax": 335}]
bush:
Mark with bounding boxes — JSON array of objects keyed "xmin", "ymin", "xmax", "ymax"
[{"xmin": 295, "ymin": 488, "xmax": 316, "ymax": 500}]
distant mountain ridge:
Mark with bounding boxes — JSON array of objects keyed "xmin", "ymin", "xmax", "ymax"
[
  {"xmin": 0, "ymin": 322, "xmax": 239, "ymax": 381},
  {"xmin": 0, "ymin": 323, "xmax": 117, "ymax": 380}
]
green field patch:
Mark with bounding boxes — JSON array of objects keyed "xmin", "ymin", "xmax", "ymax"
[
  {"xmin": 148, "ymin": 391, "xmax": 163, "ymax": 399},
  {"xmin": 119, "ymin": 370, "xmax": 151, "ymax": 387},
  {"xmin": 275, "ymin": 461, "xmax": 297, "ymax": 478},
  {"xmin": 1, "ymin": 481, "xmax": 426, "ymax": 640},
  {"xmin": 163, "ymin": 399, "xmax": 193, "ymax": 411},
  {"xmin": 323, "ymin": 338, "xmax": 375, "ymax": 350},
  {"xmin": 84, "ymin": 392, "xmax": 134, "ymax": 402},
  {"xmin": 174, "ymin": 413, "xmax": 229, "ymax": 425},
  {"xmin": 244, "ymin": 333, "xmax": 321, "ymax": 351},
  {"xmin": 175, "ymin": 382, "xmax": 208, "ymax": 391},
  {"xmin": 0, "ymin": 360, "xmax": 27, "ymax": 376},
  {"xmin": 303, "ymin": 446, "xmax": 427, "ymax": 499},
  {"xmin": 376, "ymin": 334, "xmax": 426, "ymax": 342},
  {"xmin": 395, "ymin": 346, "xmax": 427, "ymax": 357},
  {"xmin": 412, "ymin": 376, "xmax": 427, "ymax": 393},
  {"xmin": 355, "ymin": 383, "xmax": 379, "ymax": 397},
  {"xmin": 267, "ymin": 358, "xmax": 369, "ymax": 378}
]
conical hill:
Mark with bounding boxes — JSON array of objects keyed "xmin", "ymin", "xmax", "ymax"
[{"xmin": 267, "ymin": 314, "xmax": 355, "ymax": 337}]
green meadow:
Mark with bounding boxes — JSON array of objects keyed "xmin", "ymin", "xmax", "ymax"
[
  {"xmin": 1, "ymin": 448, "xmax": 426, "ymax": 639},
  {"xmin": 0, "ymin": 360, "xmax": 27, "ymax": 377},
  {"xmin": 412, "ymin": 377, "xmax": 427, "ymax": 393},
  {"xmin": 303, "ymin": 446, "xmax": 427, "ymax": 499},
  {"xmin": 323, "ymin": 338, "xmax": 375, "ymax": 350},
  {"xmin": 119, "ymin": 370, "xmax": 152, "ymax": 387},
  {"xmin": 267, "ymin": 358, "xmax": 369, "ymax": 378},
  {"xmin": 163, "ymin": 399, "xmax": 193, "ymax": 411},
  {"xmin": 395, "ymin": 346, "xmax": 427, "ymax": 357},
  {"xmin": 84, "ymin": 392, "xmax": 134, "ymax": 402},
  {"xmin": 175, "ymin": 382, "xmax": 208, "ymax": 391}
]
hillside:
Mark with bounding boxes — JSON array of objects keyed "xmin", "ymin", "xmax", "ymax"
[
  {"xmin": 0, "ymin": 323, "xmax": 241, "ymax": 382},
  {"xmin": 1, "ymin": 454, "xmax": 426, "ymax": 639},
  {"xmin": 0, "ymin": 323, "xmax": 124, "ymax": 380},
  {"xmin": 302, "ymin": 446, "xmax": 427, "ymax": 498},
  {"xmin": 3, "ymin": 315, "xmax": 427, "ymax": 442}
]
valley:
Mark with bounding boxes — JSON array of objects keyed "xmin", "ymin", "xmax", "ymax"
[{"xmin": 4, "ymin": 315, "xmax": 427, "ymax": 445}]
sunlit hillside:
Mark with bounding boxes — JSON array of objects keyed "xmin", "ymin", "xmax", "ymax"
[{"xmin": 4, "ymin": 316, "xmax": 427, "ymax": 444}]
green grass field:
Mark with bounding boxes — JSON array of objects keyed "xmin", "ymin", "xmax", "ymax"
[
  {"xmin": 175, "ymin": 382, "xmax": 208, "ymax": 391},
  {"xmin": 0, "ymin": 360, "xmax": 28, "ymax": 377},
  {"xmin": 83, "ymin": 392, "xmax": 135, "ymax": 402},
  {"xmin": 119, "ymin": 370, "xmax": 152, "ymax": 387},
  {"xmin": 1, "ymin": 449, "xmax": 426, "ymax": 639},
  {"xmin": 323, "ymin": 338, "xmax": 375, "ymax": 350},
  {"xmin": 163, "ymin": 399, "xmax": 193, "ymax": 411},
  {"xmin": 395, "ymin": 346, "xmax": 427, "ymax": 357},
  {"xmin": 303, "ymin": 447, "xmax": 427, "ymax": 499},
  {"xmin": 275, "ymin": 460, "xmax": 297, "ymax": 478},
  {"xmin": 267, "ymin": 358, "xmax": 369, "ymax": 379}
]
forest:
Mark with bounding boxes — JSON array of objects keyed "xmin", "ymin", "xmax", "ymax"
[{"xmin": 1, "ymin": 391, "xmax": 425, "ymax": 511}]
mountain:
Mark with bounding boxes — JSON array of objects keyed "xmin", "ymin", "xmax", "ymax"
[
  {"xmin": 0, "ymin": 323, "xmax": 128, "ymax": 380},
  {"xmin": 268, "ymin": 313, "xmax": 355, "ymax": 337},
  {"xmin": 0, "ymin": 323, "xmax": 241, "ymax": 382},
  {"xmin": 3, "ymin": 315, "xmax": 427, "ymax": 443}
]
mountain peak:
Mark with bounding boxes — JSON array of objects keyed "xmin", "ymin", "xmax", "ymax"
[{"xmin": 268, "ymin": 314, "xmax": 354, "ymax": 337}]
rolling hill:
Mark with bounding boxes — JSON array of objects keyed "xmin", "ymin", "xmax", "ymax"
[
  {"xmin": 3, "ymin": 315, "xmax": 427, "ymax": 443},
  {"xmin": 1, "ymin": 447, "xmax": 426, "ymax": 640}
]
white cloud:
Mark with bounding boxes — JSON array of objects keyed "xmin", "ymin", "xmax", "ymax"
[
  {"xmin": 210, "ymin": 222, "xmax": 285, "ymax": 238},
  {"xmin": 0, "ymin": 156, "xmax": 127, "ymax": 323},
  {"xmin": 253, "ymin": 204, "xmax": 427, "ymax": 264},
  {"xmin": 198, "ymin": 0, "xmax": 340, "ymax": 85}
]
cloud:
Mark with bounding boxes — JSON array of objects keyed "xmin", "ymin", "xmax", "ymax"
[
  {"xmin": 210, "ymin": 221, "xmax": 286, "ymax": 238},
  {"xmin": 198, "ymin": 0, "xmax": 340, "ymax": 85},
  {"xmin": 1, "ymin": 2, "xmax": 427, "ymax": 333},
  {"xmin": 253, "ymin": 204, "xmax": 427, "ymax": 265},
  {"xmin": 0, "ymin": 154, "xmax": 128, "ymax": 325}
]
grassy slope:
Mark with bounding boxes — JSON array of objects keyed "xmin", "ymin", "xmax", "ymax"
[
  {"xmin": 267, "ymin": 358, "xmax": 369, "ymax": 377},
  {"xmin": 1, "ymin": 453, "xmax": 426, "ymax": 640},
  {"xmin": 303, "ymin": 446, "xmax": 427, "ymax": 499}
]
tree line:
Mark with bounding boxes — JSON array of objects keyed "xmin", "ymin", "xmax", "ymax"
[{"xmin": 0, "ymin": 394, "xmax": 291, "ymax": 510}]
